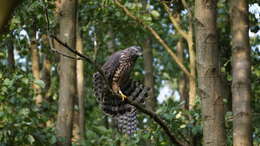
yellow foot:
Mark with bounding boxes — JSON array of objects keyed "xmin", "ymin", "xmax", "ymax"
[{"xmin": 118, "ymin": 90, "xmax": 127, "ymax": 101}]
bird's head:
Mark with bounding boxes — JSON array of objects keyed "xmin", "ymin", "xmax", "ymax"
[{"xmin": 127, "ymin": 46, "xmax": 143, "ymax": 57}]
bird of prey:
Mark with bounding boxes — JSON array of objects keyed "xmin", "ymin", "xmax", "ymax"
[{"xmin": 93, "ymin": 46, "xmax": 149, "ymax": 134}]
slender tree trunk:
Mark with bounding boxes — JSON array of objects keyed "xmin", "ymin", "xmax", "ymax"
[
  {"xmin": 41, "ymin": 34, "xmax": 52, "ymax": 100},
  {"xmin": 230, "ymin": 0, "xmax": 252, "ymax": 145},
  {"xmin": 76, "ymin": 25, "xmax": 85, "ymax": 142},
  {"xmin": 177, "ymin": 38, "xmax": 193, "ymax": 146},
  {"xmin": 143, "ymin": 38, "xmax": 156, "ymax": 110},
  {"xmin": 30, "ymin": 39, "xmax": 43, "ymax": 105},
  {"xmin": 56, "ymin": 0, "xmax": 77, "ymax": 145},
  {"xmin": 187, "ymin": 25, "xmax": 196, "ymax": 110},
  {"xmin": 195, "ymin": 0, "xmax": 226, "ymax": 145},
  {"xmin": 41, "ymin": 55, "xmax": 52, "ymax": 100},
  {"xmin": 176, "ymin": 38, "xmax": 188, "ymax": 110},
  {"xmin": 7, "ymin": 39, "xmax": 15, "ymax": 70}
]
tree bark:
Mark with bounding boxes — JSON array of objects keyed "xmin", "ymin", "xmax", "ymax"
[
  {"xmin": 30, "ymin": 39, "xmax": 43, "ymax": 105},
  {"xmin": 143, "ymin": 38, "xmax": 156, "ymax": 110},
  {"xmin": 195, "ymin": 0, "xmax": 226, "ymax": 145},
  {"xmin": 187, "ymin": 14, "xmax": 196, "ymax": 110},
  {"xmin": 176, "ymin": 38, "xmax": 188, "ymax": 110},
  {"xmin": 56, "ymin": 0, "xmax": 77, "ymax": 145},
  {"xmin": 187, "ymin": 37, "xmax": 196, "ymax": 110},
  {"xmin": 41, "ymin": 54, "xmax": 52, "ymax": 100},
  {"xmin": 41, "ymin": 35, "xmax": 52, "ymax": 100},
  {"xmin": 76, "ymin": 24, "xmax": 85, "ymax": 142},
  {"xmin": 7, "ymin": 39, "xmax": 15, "ymax": 70},
  {"xmin": 230, "ymin": 0, "xmax": 252, "ymax": 145}
]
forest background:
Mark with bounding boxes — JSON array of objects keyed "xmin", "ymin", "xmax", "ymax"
[{"xmin": 0, "ymin": 0, "xmax": 259, "ymax": 145}]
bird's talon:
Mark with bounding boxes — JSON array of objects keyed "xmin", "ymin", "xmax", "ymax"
[{"xmin": 119, "ymin": 90, "xmax": 127, "ymax": 101}]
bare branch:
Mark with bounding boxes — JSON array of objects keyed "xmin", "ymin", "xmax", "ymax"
[
  {"xmin": 114, "ymin": 0, "xmax": 192, "ymax": 79},
  {"xmin": 50, "ymin": 35, "xmax": 111, "ymax": 92},
  {"xmin": 126, "ymin": 99, "xmax": 185, "ymax": 146}
]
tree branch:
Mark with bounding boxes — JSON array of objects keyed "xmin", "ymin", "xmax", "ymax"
[
  {"xmin": 114, "ymin": 0, "xmax": 192, "ymax": 79},
  {"xmin": 50, "ymin": 35, "xmax": 111, "ymax": 92},
  {"xmin": 162, "ymin": 2, "xmax": 189, "ymax": 40},
  {"xmin": 126, "ymin": 99, "xmax": 185, "ymax": 146}
]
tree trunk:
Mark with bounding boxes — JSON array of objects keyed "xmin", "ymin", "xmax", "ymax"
[
  {"xmin": 195, "ymin": 0, "xmax": 226, "ymax": 145},
  {"xmin": 7, "ymin": 39, "xmax": 15, "ymax": 70},
  {"xmin": 187, "ymin": 23, "xmax": 196, "ymax": 110},
  {"xmin": 176, "ymin": 38, "xmax": 188, "ymax": 110},
  {"xmin": 56, "ymin": 0, "xmax": 77, "ymax": 145},
  {"xmin": 143, "ymin": 38, "xmax": 156, "ymax": 110},
  {"xmin": 230, "ymin": 0, "xmax": 252, "ymax": 145},
  {"xmin": 30, "ymin": 39, "xmax": 43, "ymax": 105},
  {"xmin": 76, "ymin": 25, "xmax": 85, "ymax": 142},
  {"xmin": 41, "ymin": 34, "xmax": 52, "ymax": 100},
  {"xmin": 41, "ymin": 55, "xmax": 52, "ymax": 100}
]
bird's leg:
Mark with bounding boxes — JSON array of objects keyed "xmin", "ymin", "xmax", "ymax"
[{"xmin": 112, "ymin": 82, "xmax": 127, "ymax": 101}]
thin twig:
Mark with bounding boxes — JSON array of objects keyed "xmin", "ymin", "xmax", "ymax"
[
  {"xmin": 51, "ymin": 49, "xmax": 81, "ymax": 60},
  {"xmin": 50, "ymin": 35, "xmax": 112, "ymax": 93},
  {"xmin": 41, "ymin": 0, "xmax": 78, "ymax": 60}
]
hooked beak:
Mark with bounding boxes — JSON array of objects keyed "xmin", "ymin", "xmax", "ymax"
[{"xmin": 135, "ymin": 46, "xmax": 143, "ymax": 56}]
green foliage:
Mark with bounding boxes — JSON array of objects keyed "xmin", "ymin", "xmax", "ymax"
[{"xmin": 0, "ymin": 70, "xmax": 56, "ymax": 145}]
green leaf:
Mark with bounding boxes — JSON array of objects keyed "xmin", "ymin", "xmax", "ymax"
[
  {"xmin": 50, "ymin": 136, "xmax": 57, "ymax": 144},
  {"xmin": 151, "ymin": 10, "xmax": 160, "ymax": 19},
  {"xmin": 28, "ymin": 135, "xmax": 35, "ymax": 144},
  {"xmin": 34, "ymin": 80, "xmax": 45, "ymax": 88},
  {"xmin": 22, "ymin": 78, "xmax": 29, "ymax": 84},
  {"xmin": 3, "ymin": 78, "xmax": 13, "ymax": 86}
]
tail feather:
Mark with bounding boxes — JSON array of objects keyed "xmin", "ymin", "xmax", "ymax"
[{"xmin": 116, "ymin": 108, "xmax": 138, "ymax": 135}]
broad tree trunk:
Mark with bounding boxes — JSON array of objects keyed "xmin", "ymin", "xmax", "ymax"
[
  {"xmin": 56, "ymin": 0, "xmax": 77, "ymax": 145},
  {"xmin": 195, "ymin": 0, "xmax": 226, "ymax": 145},
  {"xmin": 30, "ymin": 39, "xmax": 43, "ymax": 105},
  {"xmin": 230, "ymin": 0, "xmax": 252, "ymax": 145},
  {"xmin": 176, "ymin": 38, "xmax": 188, "ymax": 109},
  {"xmin": 143, "ymin": 38, "xmax": 156, "ymax": 110},
  {"xmin": 76, "ymin": 25, "xmax": 85, "ymax": 142}
]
